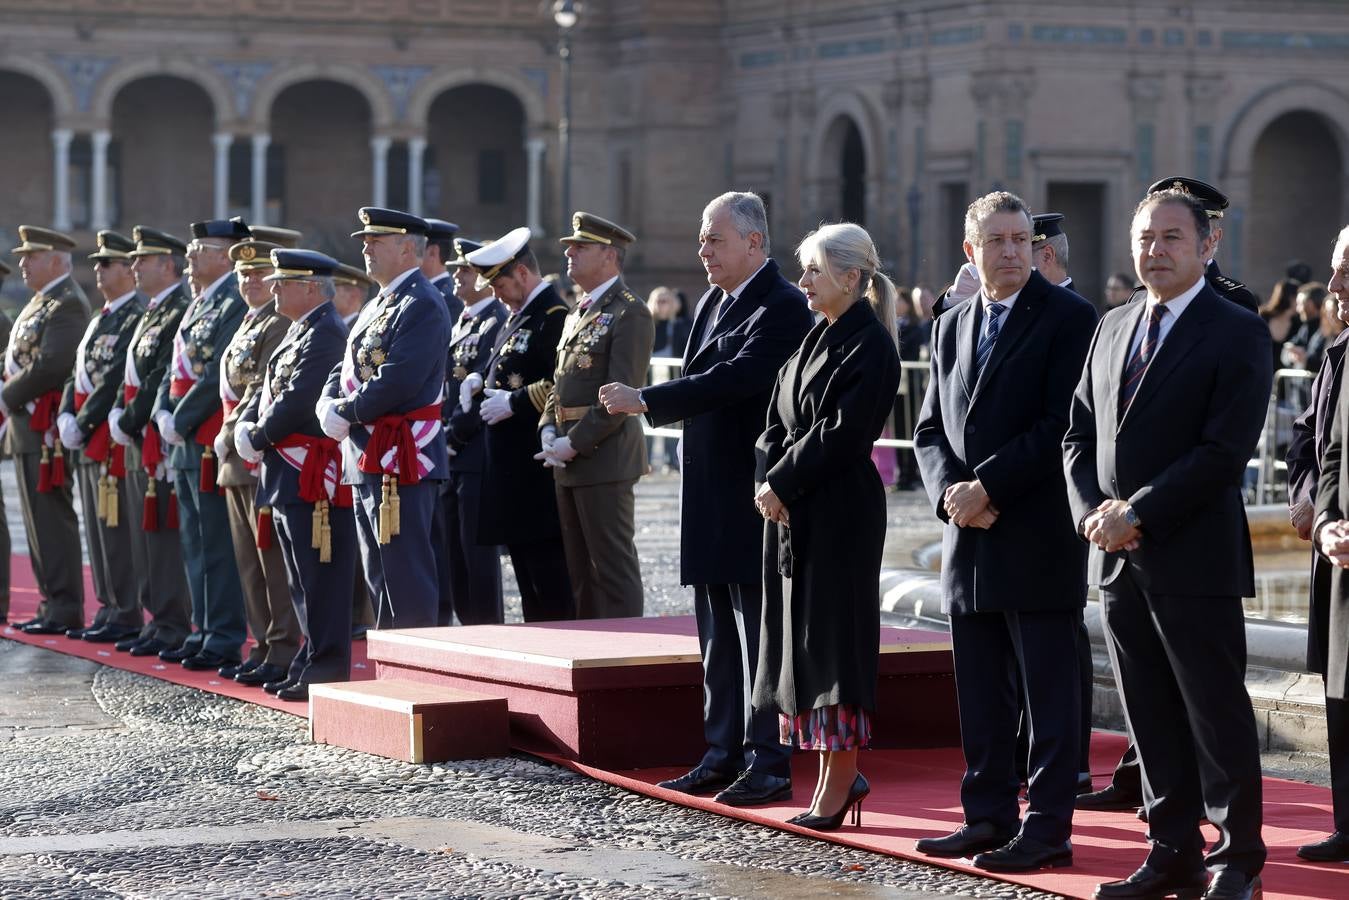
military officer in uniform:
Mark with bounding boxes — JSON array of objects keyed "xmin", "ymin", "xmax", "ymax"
[
  {"xmin": 152, "ymin": 218, "xmax": 250, "ymax": 670},
  {"xmin": 6, "ymin": 227, "xmax": 90, "ymax": 635},
  {"xmin": 464, "ymin": 227, "xmax": 574, "ymax": 621},
  {"xmin": 422, "ymin": 218, "xmax": 464, "ymax": 322},
  {"xmin": 319, "ymin": 207, "xmax": 452, "ymax": 629},
  {"xmin": 57, "ymin": 230, "xmax": 144, "ymax": 644},
  {"xmin": 109, "ymin": 227, "xmax": 194, "ymax": 657},
  {"xmin": 214, "ymin": 238, "xmax": 298, "ymax": 686},
  {"xmin": 238, "ymin": 249, "xmax": 356, "ymax": 701},
  {"xmin": 537, "ymin": 213, "xmax": 653, "ymax": 618},
  {"xmin": 443, "ymin": 238, "xmax": 507, "ymax": 624}
]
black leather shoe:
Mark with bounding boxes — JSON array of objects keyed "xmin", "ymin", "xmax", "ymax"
[
  {"xmin": 276, "ymin": 683, "xmax": 309, "ymax": 702},
  {"xmin": 83, "ymin": 624, "xmax": 140, "ymax": 644},
  {"xmin": 236, "ymin": 663, "xmax": 288, "ymax": 686},
  {"xmin": 129, "ymin": 638, "xmax": 172, "ymax": 657},
  {"xmin": 916, "ymin": 821, "xmax": 1019, "ymax": 859},
  {"xmin": 159, "ymin": 643, "xmax": 200, "ymax": 662},
  {"xmin": 114, "ymin": 634, "xmax": 145, "ymax": 652},
  {"xmin": 23, "ymin": 620, "xmax": 76, "ymax": 635},
  {"xmin": 1202, "ymin": 871, "xmax": 1261, "ymax": 900},
  {"xmin": 13, "ymin": 617, "xmax": 43, "ymax": 630},
  {"xmin": 65, "ymin": 624, "xmax": 94, "ymax": 639},
  {"xmin": 973, "ymin": 835, "xmax": 1072, "ymax": 872},
  {"xmin": 1077, "ymin": 773, "xmax": 1094, "ymax": 795},
  {"xmin": 1298, "ymin": 830, "xmax": 1349, "ymax": 862},
  {"xmin": 219, "ymin": 659, "xmax": 259, "ymax": 679},
  {"xmin": 351, "ymin": 626, "xmax": 368, "ymax": 641},
  {"xmin": 263, "ymin": 677, "xmax": 296, "ymax": 695},
  {"xmin": 181, "ymin": 651, "xmax": 240, "ymax": 672},
  {"xmin": 1076, "ymin": 783, "xmax": 1143, "ymax": 811},
  {"xmin": 1094, "ymin": 864, "xmax": 1208, "ymax": 899},
  {"xmin": 656, "ymin": 765, "xmax": 738, "ymax": 796},
  {"xmin": 713, "ymin": 771, "xmax": 792, "ymax": 807}
]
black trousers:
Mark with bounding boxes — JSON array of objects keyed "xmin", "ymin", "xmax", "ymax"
[
  {"xmin": 950, "ymin": 609, "xmax": 1081, "ymax": 845},
  {"xmin": 440, "ymin": 470, "xmax": 503, "ymax": 625},
  {"xmin": 1017, "ymin": 607, "xmax": 1093, "ymax": 779},
  {"xmin": 1101, "ymin": 569, "xmax": 1265, "ymax": 876},
  {"xmin": 694, "ymin": 583, "xmax": 791, "ymax": 779},
  {"xmin": 506, "ymin": 539, "xmax": 573, "ymax": 622},
  {"xmin": 1328, "ymin": 689, "xmax": 1349, "ymax": 835}
]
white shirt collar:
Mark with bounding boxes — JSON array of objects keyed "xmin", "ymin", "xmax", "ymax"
[
  {"xmin": 430, "ymin": 271, "xmax": 451, "ymax": 284},
  {"xmin": 1150, "ymin": 274, "xmax": 1207, "ymax": 317},
  {"xmin": 1057, "ymin": 276, "xmax": 1072, "ymax": 288},
  {"xmin": 102, "ymin": 290, "xmax": 137, "ymax": 313},
  {"xmin": 982, "ymin": 288, "xmax": 1022, "ymax": 314},
  {"xmin": 38, "ymin": 273, "xmax": 69, "ymax": 297},
  {"xmin": 382, "ymin": 267, "xmax": 420, "ymax": 297},
  {"xmin": 517, "ymin": 279, "xmax": 550, "ymax": 315},
  {"xmin": 464, "ymin": 296, "xmax": 495, "ymax": 318},
  {"xmin": 582, "ymin": 275, "xmax": 620, "ymax": 307},
  {"xmin": 199, "ymin": 270, "xmax": 231, "ymax": 302},
  {"xmin": 726, "ymin": 259, "xmax": 769, "ymax": 300},
  {"xmin": 148, "ymin": 281, "xmax": 180, "ymax": 310}
]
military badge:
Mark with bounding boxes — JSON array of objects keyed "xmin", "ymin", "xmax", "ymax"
[
  {"xmin": 508, "ymin": 373, "xmax": 524, "ymax": 389},
  {"xmin": 239, "ymin": 244, "xmax": 257, "ymax": 261},
  {"xmin": 577, "ymin": 353, "xmax": 593, "ymax": 370},
  {"xmin": 371, "ymin": 349, "xmax": 386, "ymax": 365},
  {"xmin": 453, "ymin": 365, "xmax": 468, "ymax": 381},
  {"xmin": 360, "ymin": 365, "xmax": 374, "ymax": 381}
]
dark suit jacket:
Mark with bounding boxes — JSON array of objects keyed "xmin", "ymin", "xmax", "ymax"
[
  {"xmin": 641, "ymin": 259, "xmax": 813, "ymax": 586},
  {"xmin": 116, "ymin": 283, "xmax": 190, "ymax": 437},
  {"xmin": 915, "ymin": 270, "xmax": 1097, "ymax": 614},
  {"xmin": 1064, "ymin": 284, "xmax": 1272, "ymax": 596},
  {"xmin": 445, "ymin": 299, "xmax": 508, "ymax": 474}
]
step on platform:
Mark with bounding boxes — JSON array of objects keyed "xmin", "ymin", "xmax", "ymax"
[{"xmin": 309, "ymin": 679, "xmax": 509, "ymax": 764}]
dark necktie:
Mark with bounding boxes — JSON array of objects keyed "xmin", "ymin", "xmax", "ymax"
[
  {"xmin": 1119, "ymin": 303, "xmax": 1167, "ymax": 416},
  {"xmin": 974, "ymin": 302, "xmax": 1006, "ymax": 374}
]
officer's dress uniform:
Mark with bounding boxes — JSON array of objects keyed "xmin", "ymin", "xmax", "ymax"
[
  {"xmin": 443, "ymin": 289, "xmax": 508, "ymax": 624},
  {"xmin": 113, "ymin": 228, "xmax": 193, "ymax": 651},
  {"xmin": 218, "ymin": 261, "xmax": 296, "ymax": 676},
  {"xmin": 58, "ymin": 238, "xmax": 144, "ymax": 637},
  {"xmin": 242, "ymin": 271, "xmax": 354, "ymax": 698},
  {"xmin": 542, "ymin": 261, "xmax": 653, "ymax": 619},
  {"xmin": 153, "ymin": 230, "xmax": 248, "ymax": 663},
  {"xmin": 4, "ymin": 228, "xmax": 90, "ymax": 630}
]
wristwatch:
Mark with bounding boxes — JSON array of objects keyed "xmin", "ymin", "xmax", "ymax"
[{"xmin": 1123, "ymin": 505, "xmax": 1142, "ymax": 529}]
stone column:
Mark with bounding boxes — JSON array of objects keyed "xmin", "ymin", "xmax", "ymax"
[
  {"xmin": 407, "ymin": 137, "xmax": 427, "ymax": 217},
  {"xmin": 212, "ymin": 133, "xmax": 233, "ymax": 220},
  {"xmin": 370, "ymin": 136, "xmax": 391, "ymax": 209},
  {"xmin": 51, "ymin": 128, "xmax": 73, "ymax": 232},
  {"xmin": 250, "ymin": 133, "xmax": 270, "ymax": 225},
  {"xmin": 90, "ymin": 129, "xmax": 111, "ymax": 230},
  {"xmin": 525, "ymin": 137, "xmax": 546, "ymax": 236}
]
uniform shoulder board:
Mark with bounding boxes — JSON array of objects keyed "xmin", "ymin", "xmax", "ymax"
[
  {"xmin": 622, "ymin": 289, "xmax": 641, "ymax": 304},
  {"xmin": 1212, "ymin": 274, "xmax": 1244, "ymax": 293}
]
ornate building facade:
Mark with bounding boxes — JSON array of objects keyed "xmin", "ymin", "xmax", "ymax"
[{"xmin": 2, "ymin": 0, "xmax": 1347, "ymax": 304}]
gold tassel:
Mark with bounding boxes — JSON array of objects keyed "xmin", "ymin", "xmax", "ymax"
[
  {"xmin": 378, "ymin": 474, "xmax": 392, "ymax": 545},
  {"xmin": 105, "ymin": 475, "xmax": 119, "ymax": 528},
  {"xmin": 311, "ymin": 502, "xmax": 323, "ymax": 549},
  {"xmin": 96, "ymin": 472, "xmax": 109, "ymax": 522},
  {"xmin": 389, "ymin": 478, "xmax": 401, "ymax": 537},
  {"xmin": 319, "ymin": 500, "xmax": 332, "ymax": 564}
]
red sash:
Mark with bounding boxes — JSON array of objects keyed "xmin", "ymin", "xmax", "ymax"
[
  {"xmin": 357, "ymin": 403, "xmax": 441, "ymax": 485},
  {"xmin": 74, "ymin": 391, "xmax": 113, "ymax": 465},
  {"xmin": 275, "ymin": 434, "xmax": 354, "ymax": 508},
  {"xmin": 29, "ymin": 390, "xmax": 60, "ymax": 434}
]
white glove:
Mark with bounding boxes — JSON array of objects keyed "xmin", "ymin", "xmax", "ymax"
[
  {"xmin": 57, "ymin": 412, "xmax": 83, "ymax": 450},
  {"xmin": 318, "ymin": 398, "xmax": 351, "ymax": 441},
  {"xmin": 446, "ymin": 444, "xmax": 458, "ymax": 458},
  {"xmin": 540, "ymin": 425, "xmax": 557, "ymax": 451},
  {"xmin": 948, "ymin": 262, "xmax": 982, "ymax": 306},
  {"xmin": 479, "ymin": 387, "xmax": 514, "ymax": 425},
  {"xmin": 459, "ymin": 372, "xmax": 484, "ymax": 413},
  {"xmin": 155, "ymin": 410, "xmax": 184, "ymax": 446},
  {"xmin": 234, "ymin": 425, "xmax": 263, "ymax": 464},
  {"xmin": 534, "ymin": 434, "xmax": 577, "ymax": 469},
  {"xmin": 213, "ymin": 429, "xmax": 230, "ymax": 460},
  {"xmin": 108, "ymin": 408, "xmax": 131, "ymax": 447}
]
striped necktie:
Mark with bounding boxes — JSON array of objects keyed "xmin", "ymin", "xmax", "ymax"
[
  {"xmin": 1119, "ymin": 303, "xmax": 1167, "ymax": 417},
  {"xmin": 974, "ymin": 302, "xmax": 1006, "ymax": 374}
]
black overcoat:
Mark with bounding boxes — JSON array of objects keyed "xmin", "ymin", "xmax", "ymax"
[
  {"xmin": 751, "ymin": 301, "xmax": 900, "ymax": 716},
  {"xmin": 1311, "ymin": 330, "xmax": 1349, "ymax": 699}
]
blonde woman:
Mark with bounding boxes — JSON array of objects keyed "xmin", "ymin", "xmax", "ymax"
[{"xmin": 752, "ymin": 222, "xmax": 901, "ymax": 830}]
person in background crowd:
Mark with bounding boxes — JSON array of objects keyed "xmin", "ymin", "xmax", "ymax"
[
  {"xmin": 753, "ymin": 222, "xmax": 900, "ymax": 831},
  {"xmin": 1262, "ymin": 279, "xmax": 1301, "ymax": 373},
  {"xmin": 1287, "ymin": 282, "xmax": 1329, "ymax": 372},
  {"xmin": 1288, "ymin": 259, "xmax": 1314, "ymax": 288},
  {"xmin": 1105, "ymin": 272, "xmax": 1136, "ymax": 310},
  {"xmin": 891, "ymin": 287, "xmax": 928, "ymax": 491},
  {"xmin": 646, "ymin": 286, "xmax": 691, "ymax": 473}
]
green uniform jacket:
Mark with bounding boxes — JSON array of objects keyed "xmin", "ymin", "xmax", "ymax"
[
  {"xmin": 59, "ymin": 292, "xmax": 145, "ymax": 456},
  {"xmin": 3, "ymin": 275, "xmax": 91, "ymax": 456}
]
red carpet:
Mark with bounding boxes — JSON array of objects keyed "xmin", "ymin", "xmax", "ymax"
[{"xmin": 5, "ymin": 554, "xmax": 1347, "ymax": 897}]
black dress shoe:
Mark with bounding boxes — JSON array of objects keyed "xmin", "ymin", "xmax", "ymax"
[
  {"xmin": 181, "ymin": 651, "xmax": 240, "ymax": 671},
  {"xmin": 1077, "ymin": 773, "xmax": 1094, "ymax": 794},
  {"xmin": 263, "ymin": 677, "xmax": 296, "ymax": 695},
  {"xmin": 1203, "ymin": 871, "xmax": 1261, "ymax": 900},
  {"xmin": 129, "ymin": 638, "xmax": 171, "ymax": 657},
  {"xmin": 23, "ymin": 620, "xmax": 76, "ymax": 635},
  {"xmin": 656, "ymin": 765, "xmax": 738, "ymax": 796},
  {"xmin": 1298, "ymin": 830, "xmax": 1349, "ymax": 861},
  {"xmin": 1076, "ymin": 783, "xmax": 1143, "ymax": 811},
  {"xmin": 114, "ymin": 634, "xmax": 145, "ymax": 652},
  {"xmin": 916, "ymin": 821, "xmax": 1019, "ymax": 859},
  {"xmin": 276, "ymin": 683, "xmax": 309, "ymax": 702},
  {"xmin": 973, "ymin": 835, "xmax": 1072, "ymax": 872},
  {"xmin": 236, "ymin": 663, "xmax": 288, "ymax": 686},
  {"xmin": 159, "ymin": 644, "xmax": 200, "ymax": 662},
  {"xmin": 1094, "ymin": 864, "xmax": 1208, "ymax": 899},
  {"xmin": 219, "ymin": 659, "xmax": 259, "ymax": 679},
  {"xmin": 13, "ymin": 617, "xmax": 43, "ymax": 630},
  {"xmin": 351, "ymin": 627, "xmax": 368, "ymax": 641},
  {"xmin": 65, "ymin": 624, "xmax": 93, "ymax": 639},
  {"xmin": 713, "ymin": 771, "xmax": 792, "ymax": 807},
  {"xmin": 83, "ymin": 624, "xmax": 140, "ymax": 644}
]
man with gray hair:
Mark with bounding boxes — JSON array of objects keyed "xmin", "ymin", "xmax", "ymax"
[{"xmin": 599, "ymin": 191, "xmax": 812, "ymax": 806}]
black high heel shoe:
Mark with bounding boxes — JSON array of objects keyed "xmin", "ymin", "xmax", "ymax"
[{"xmin": 795, "ymin": 773, "xmax": 871, "ymax": 831}]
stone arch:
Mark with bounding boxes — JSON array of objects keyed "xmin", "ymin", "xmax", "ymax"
[
  {"xmin": 90, "ymin": 58, "xmax": 231, "ymax": 127},
  {"xmin": 251, "ymin": 63, "xmax": 395, "ymax": 132},
  {"xmin": 0, "ymin": 56, "xmax": 75, "ymax": 122},
  {"xmin": 1220, "ymin": 79, "xmax": 1349, "ymax": 180},
  {"xmin": 805, "ymin": 90, "xmax": 884, "ymax": 226},
  {"xmin": 407, "ymin": 68, "xmax": 547, "ymax": 130},
  {"xmin": 0, "ymin": 69, "xmax": 58, "ymax": 231}
]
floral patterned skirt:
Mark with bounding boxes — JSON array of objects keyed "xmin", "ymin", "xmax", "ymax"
[{"xmin": 779, "ymin": 703, "xmax": 872, "ymax": 751}]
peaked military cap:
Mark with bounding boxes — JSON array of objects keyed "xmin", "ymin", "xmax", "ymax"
[
  {"xmin": 249, "ymin": 224, "xmax": 303, "ymax": 248},
  {"xmin": 1031, "ymin": 213, "xmax": 1066, "ymax": 244},
  {"xmin": 1147, "ymin": 176, "xmax": 1229, "ymax": 218},
  {"xmin": 264, "ymin": 249, "xmax": 342, "ymax": 282},
  {"xmin": 230, "ymin": 240, "xmax": 283, "ymax": 271},
  {"xmin": 466, "ymin": 226, "xmax": 533, "ymax": 290},
  {"xmin": 334, "ymin": 262, "xmax": 377, "ymax": 289},
  {"xmin": 559, "ymin": 211, "xmax": 636, "ymax": 246},
  {"xmin": 191, "ymin": 218, "xmax": 252, "ymax": 240},
  {"xmin": 446, "ymin": 238, "xmax": 484, "ymax": 269},
  {"xmin": 425, "ymin": 219, "xmax": 461, "ymax": 242},
  {"xmin": 129, "ymin": 226, "xmax": 187, "ymax": 257},
  {"xmin": 350, "ymin": 207, "xmax": 428, "ymax": 238},
  {"xmin": 88, "ymin": 230, "xmax": 136, "ymax": 261},
  {"xmin": 11, "ymin": 225, "xmax": 76, "ymax": 255}
]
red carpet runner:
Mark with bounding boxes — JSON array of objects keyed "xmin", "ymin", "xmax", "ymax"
[{"xmin": 3, "ymin": 556, "xmax": 1345, "ymax": 898}]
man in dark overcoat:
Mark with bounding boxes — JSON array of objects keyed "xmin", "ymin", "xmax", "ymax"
[
  {"xmin": 914, "ymin": 192, "xmax": 1096, "ymax": 873},
  {"xmin": 600, "ymin": 191, "xmax": 813, "ymax": 807}
]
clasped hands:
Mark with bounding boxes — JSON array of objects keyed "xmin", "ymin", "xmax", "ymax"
[
  {"xmin": 533, "ymin": 426, "xmax": 578, "ymax": 468},
  {"xmin": 754, "ymin": 482, "xmax": 789, "ymax": 526},
  {"xmin": 943, "ymin": 479, "xmax": 998, "ymax": 529},
  {"xmin": 1083, "ymin": 499, "xmax": 1141, "ymax": 553},
  {"xmin": 1320, "ymin": 519, "xmax": 1349, "ymax": 569}
]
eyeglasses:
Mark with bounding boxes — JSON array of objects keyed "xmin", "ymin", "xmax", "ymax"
[{"xmin": 185, "ymin": 241, "xmax": 227, "ymax": 255}]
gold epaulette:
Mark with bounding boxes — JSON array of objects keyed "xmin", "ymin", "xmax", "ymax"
[
  {"xmin": 621, "ymin": 289, "xmax": 641, "ymax": 304},
  {"xmin": 527, "ymin": 379, "xmax": 553, "ymax": 412}
]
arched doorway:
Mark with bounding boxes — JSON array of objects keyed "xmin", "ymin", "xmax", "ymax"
[
  {"xmin": 820, "ymin": 115, "xmax": 867, "ymax": 225},
  {"xmin": 112, "ymin": 76, "xmax": 215, "ymax": 230},
  {"xmin": 270, "ymin": 80, "xmax": 372, "ymax": 255},
  {"xmin": 1247, "ymin": 110, "xmax": 1342, "ymax": 295},
  {"xmin": 424, "ymin": 85, "xmax": 527, "ymax": 239},
  {"xmin": 0, "ymin": 71, "xmax": 54, "ymax": 234}
]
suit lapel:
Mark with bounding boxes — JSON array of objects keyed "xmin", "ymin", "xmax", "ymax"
[
  {"xmin": 970, "ymin": 284, "xmax": 1046, "ymax": 405},
  {"xmin": 954, "ymin": 295, "xmax": 979, "ymax": 401},
  {"xmin": 1107, "ymin": 301, "xmax": 1146, "ymax": 430},
  {"xmin": 1120, "ymin": 290, "xmax": 1218, "ymax": 426}
]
